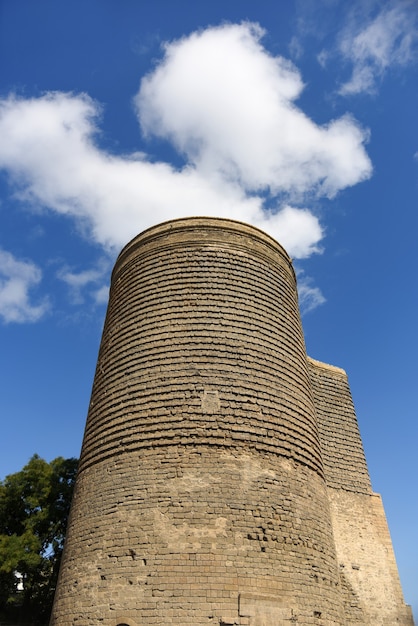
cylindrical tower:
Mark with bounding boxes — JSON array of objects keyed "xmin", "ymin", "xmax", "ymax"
[{"xmin": 51, "ymin": 218, "xmax": 343, "ymax": 625}]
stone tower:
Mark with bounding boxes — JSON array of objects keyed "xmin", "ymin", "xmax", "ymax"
[{"xmin": 51, "ymin": 218, "xmax": 413, "ymax": 626}]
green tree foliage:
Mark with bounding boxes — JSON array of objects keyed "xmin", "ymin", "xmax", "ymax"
[{"xmin": 0, "ymin": 455, "xmax": 78, "ymax": 625}]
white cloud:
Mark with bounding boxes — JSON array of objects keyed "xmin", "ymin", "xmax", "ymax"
[
  {"xmin": 297, "ymin": 276, "xmax": 326, "ymax": 315},
  {"xmin": 0, "ymin": 23, "xmax": 372, "ymax": 268},
  {"xmin": 338, "ymin": 3, "xmax": 418, "ymax": 95},
  {"xmin": 0, "ymin": 248, "xmax": 48, "ymax": 323},
  {"xmin": 137, "ymin": 23, "xmax": 372, "ymax": 198},
  {"xmin": 93, "ymin": 285, "xmax": 109, "ymax": 305},
  {"xmin": 317, "ymin": 49, "xmax": 329, "ymax": 69},
  {"xmin": 57, "ymin": 262, "xmax": 110, "ymax": 305},
  {"xmin": 0, "ymin": 92, "xmax": 321, "ymax": 258},
  {"xmin": 265, "ymin": 205, "xmax": 323, "ymax": 259}
]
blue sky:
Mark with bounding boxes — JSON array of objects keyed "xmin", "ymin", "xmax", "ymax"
[{"xmin": 0, "ymin": 0, "xmax": 417, "ymax": 616}]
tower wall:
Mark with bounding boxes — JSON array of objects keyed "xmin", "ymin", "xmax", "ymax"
[
  {"xmin": 307, "ymin": 358, "xmax": 371, "ymax": 495},
  {"xmin": 51, "ymin": 218, "xmax": 413, "ymax": 626},
  {"xmin": 51, "ymin": 218, "xmax": 343, "ymax": 625},
  {"xmin": 308, "ymin": 359, "xmax": 413, "ymax": 625}
]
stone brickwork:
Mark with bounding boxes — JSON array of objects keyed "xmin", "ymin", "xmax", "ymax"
[
  {"xmin": 307, "ymin": 359, "xmax": 371, "ymax": 495},
  {"xmin": 51, "ymin": 218, "xmax": 413, "ymax": 625},
  {"xmin": 308, "ymin": 359, "xmax": 414, "ymax": 625}
]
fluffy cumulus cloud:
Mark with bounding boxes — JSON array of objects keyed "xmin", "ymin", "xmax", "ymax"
[
  {"xmin": 338, "ymin": 3, "xmax": 418, "ymax": 95},
  {"xmin": 0, "ymin": 22, "xmax": 375, "ymax": 320},
  {"xmin": 137, "ymin": 23, "xmax": 371, "ymax": 197},
  {"xmin": 0, "ymin": 248, "xmax": 48, "ymax": 323},
  {"xmin": 0, "ymin": 92, "xmax": 315, "ymax": 256}
]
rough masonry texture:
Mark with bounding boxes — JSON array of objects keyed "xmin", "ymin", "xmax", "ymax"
[{"xmin": 51, "ymin": 217, "xmax": 413, "ymax": 626}]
